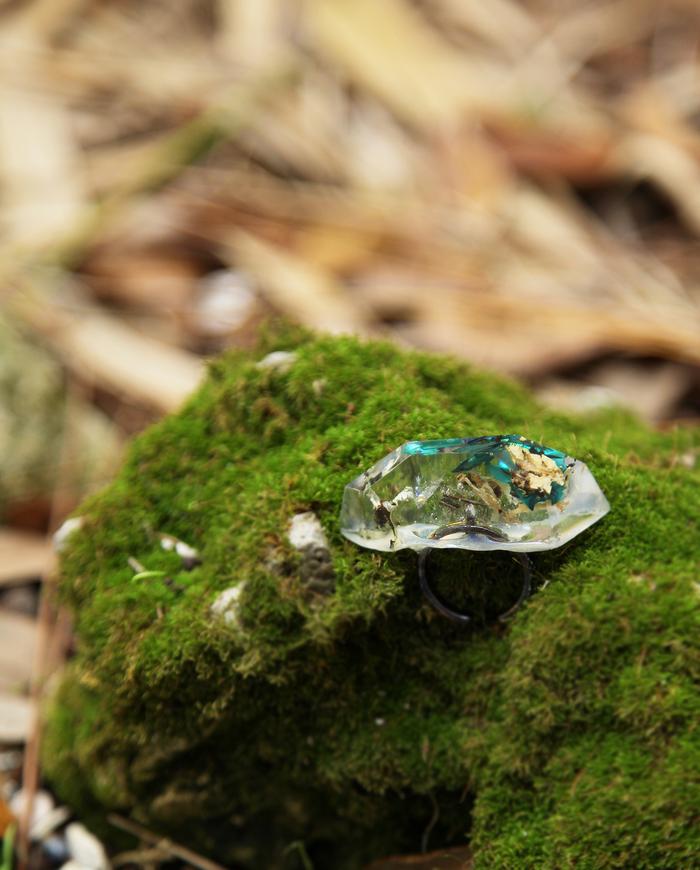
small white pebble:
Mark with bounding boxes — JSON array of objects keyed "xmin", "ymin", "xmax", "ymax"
[
  {"xmin": 194, "ymin": 269, "xmax": 256, "ymax": 337},
  {"xmin": 160, "ymin": 535, "xmax": 200, "ymax": 568},
  {"xmin": 256, "ymin": 351, "xmax": 297, "ymax": 372},
  {"xmin": 288, "ymin": 512, "xmax": 328, "ymax": 551},
  {"xmin": 31, "ymin": 805, "xmax": 71, "ymax": 841},
  {"xmin": 211, "ymin": 584, "xmax": 246, "ymax": 627},
  {"xmin": 65, "ymin": 822, "xmax": 108, "ymax": 870},
  {"xmin": 175, "ymin": 540, "xmax": 199, "ymax": 562},
  {"xmin": 375, "ymin": 718, "xmax": 385, "ymax": 726},
  {"xmin": 52, "ymin": 517, "xmax": 84, "ymax": 553},
  {"xmin": 9, "ymin": 789, "xmax": 54, "ymax": 840}
]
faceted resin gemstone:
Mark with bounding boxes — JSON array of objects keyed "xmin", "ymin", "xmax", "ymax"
[{"xmin": 340, "ymin": 435, "xmax": 610, "ymax": 553}]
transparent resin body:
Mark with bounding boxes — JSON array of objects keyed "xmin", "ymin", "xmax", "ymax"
[{"xmin": 340, "ymin": 435, "xmax": 609, "ymax": 553}]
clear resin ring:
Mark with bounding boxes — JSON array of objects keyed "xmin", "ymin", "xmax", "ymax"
[{"xmin": 340, "ymin": 435, "xmax": 610, "ymax": 624}]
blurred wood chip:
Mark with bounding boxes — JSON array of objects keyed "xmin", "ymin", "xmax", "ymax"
[
  {"xmin": 0, "ymin": 86, "xmax": 85, "ymax": 246},
  {"xmin": 79, "ymin": 243, "xmax": 205, "ymax": 313},
  {"xmin": 485, "ymin": 121, "xmax": 613, "ymax": 183},
  {"xmin": 0, "ymin": 694, "xmax": 34, "ymax": 744},
  {"xmin": 230, "ymin": 231, "xmax": 367, "ymax": 334},
  {"xmin": 0, "ymin": 610, "xmax": 36, "ymax": 692},
  {"xmin": 303, "ymin": 0, "xmax": 489, "ymax": 128},
  {"xmin": 0, "ymin": 530, "xmax": 53, "ymax": 587},
  {"xmin": 13, "ymin": 280, "xmax": 204, "ymax": 412}
]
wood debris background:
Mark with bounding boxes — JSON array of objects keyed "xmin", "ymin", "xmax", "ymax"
[{"xmin": 0, "ymin": 0, "xmax": 699, "ymax": 867}]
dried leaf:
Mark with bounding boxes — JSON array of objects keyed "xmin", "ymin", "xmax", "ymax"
[
  {"xmin": 230, "ymin": 232, "xmax": 366, "ymax": 334},
  {"xmin": 0, "ymin": 531, "xmax": 53, "ymax": 588}
]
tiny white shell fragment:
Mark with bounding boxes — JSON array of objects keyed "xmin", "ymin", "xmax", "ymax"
[
  {"xmin": 256, "ymin": 351, "xmax": 297, "ymax": 372},
  {"xmin": 52, "ymin": 517, "xmax": 84, "ymax": 553},
  {"xmin": 288, "ymin": 513, "xmax": 328, "ymax": 551},
  {"xmin": 65, "ymin": 822, "xmax": 109, "ymax": 870},
  {"xmin": 211, "ymin": 584, "xmax": 246, "ymax": 627}
]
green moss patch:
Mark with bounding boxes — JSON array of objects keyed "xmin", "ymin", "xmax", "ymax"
[{"xmin": 44, "ymin": 327, "xmax": 700, "ymax": 868}]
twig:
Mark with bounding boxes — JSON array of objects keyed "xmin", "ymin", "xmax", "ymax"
[
  {"xmin": 108, "ymin": 814, "xmax": 228, "ymax": 870},
  {"xmin": 111, "ymin": 845, "xmax": 172, "ymax": 867},
  {"xmin": 17, "ymin": 383, "xmax": 85, "ymax": 869},
  {"xmin": 420, "ymin": 793, "xmax": 440, "ymax": 855}
]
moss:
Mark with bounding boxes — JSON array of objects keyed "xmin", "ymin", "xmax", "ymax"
[{"xmin": 44, "ymin": 326, "xmax": 700, "ymax": 868}]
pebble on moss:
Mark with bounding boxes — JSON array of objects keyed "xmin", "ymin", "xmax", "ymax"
[
  {"xmin": 288, "ymin": 512, "xmax": 335, "ymax": 594},
  {"xmin": 53, "ymin": 517, "xmax": 85, "ymax": 554},
  {"xmin": 210, "ymin": 584, "xmax": 246, "ymax": 627}
]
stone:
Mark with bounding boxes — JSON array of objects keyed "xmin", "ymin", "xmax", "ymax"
[
  {"xmin": 64, "ymin": 822, "xmax": 108, "ymax": 870},
  {"xmin": 288, "ymin": 512, "xmax": 335, "ymax": 593},
  {"xmin": 9, "ymin": 789, "xmax": 54, "ymax": 840},
  {"xmin": 341, "ymin": 435, "xmax": 609, "ymax": 553},
  {"xmin": 288, "ymin": 512, "xmax": 329, "ymax": 551},
  {"xmin": 210, "ymin": 584, "xmax": 246, "ymax": 627},
  {"xmin": 31, "ymin": 805, "xmax": 71, "ymax": 840},
  {"xmin": 42, "ymin": 331, "xmax": 700, "ymax": 870},
  {"xmin": 255, "ymin": 350, "xmax": 296, "ymax": 371},
  {"xmin": 159, "ymin": 534, "xmax": 201, "ymax": 570},
  {"xmin": 53, "ymin": 517, "xmax": 84, "ymax": 554}
]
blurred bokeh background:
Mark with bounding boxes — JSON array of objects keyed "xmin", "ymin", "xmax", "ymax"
[{"xmin": 1, "ymin": 0, "xmax": 700, "ymax": 848}]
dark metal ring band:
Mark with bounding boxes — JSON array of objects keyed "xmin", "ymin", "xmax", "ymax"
[{"xmin": 417, "ymin": 525, "xmax": 532, "ymax": 625}]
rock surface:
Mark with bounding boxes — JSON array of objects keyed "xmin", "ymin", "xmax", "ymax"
[{"xmin": 44, "ymin": 328, "xmax": 700, "ymax": 869}]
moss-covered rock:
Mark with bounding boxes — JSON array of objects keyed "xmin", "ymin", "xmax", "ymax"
[{"xmin": 44, "ymin": 327, "xmax": 700, "ymax": 869}]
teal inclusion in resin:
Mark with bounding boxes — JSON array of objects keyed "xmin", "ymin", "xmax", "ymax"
[{"xmin": 340, "ymin": 435, "xmax": 609, "ymax": 553}]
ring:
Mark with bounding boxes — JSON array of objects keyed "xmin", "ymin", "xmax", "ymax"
[
  {"xmin": 417, "ymin": 526, "xmax": 532, "ymax": 624},
  {"xmin": 340, "ymin": 435, "xmax": 609, "ymax": 626}
]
